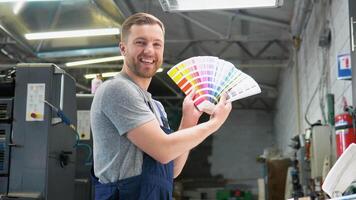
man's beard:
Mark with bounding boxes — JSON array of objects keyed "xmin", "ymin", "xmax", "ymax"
[{"xmin": 127, "ymin": 59, "xmax": 161, "ymax": 78}]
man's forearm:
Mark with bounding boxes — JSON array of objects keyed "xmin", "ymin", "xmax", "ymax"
[
  {"xmin": 127, "ymin": 119, "xmax": 216, "ymax": 164},
  {"xmin": 173, "ymin": 118, "xmax": 198, "ymax": 178},
  {"xmin": 173, "ymin": 151, "xmax": 189, "ymax": 178}
]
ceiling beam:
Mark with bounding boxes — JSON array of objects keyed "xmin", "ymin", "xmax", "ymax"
[
  {"xmin": 197, "ymin": 43, "xmax": 215, "ymax": 56},
  {"xmin": 0, "ymin": 47, "xmax": 15, "ymax": 60},
  {"xmin": 0, "ymin": 37, "xmax": 16, "ymax": 45},
  {"xmin": 37, "ymin": 47, "xmax": 120, "ymax": 58},
  {"xmin": 259, "ymin": 84, "xmax": 278, "ymax": 98},
  {"xmin": 217, "ymin": 42, "xmax": 233, "ymax": 57},
  {"xmin": 76, "ymin": 83, "xmax": 91, "ymax": 92},
  {"xmin": 234, "ymin": 62, "xmax": 287, "ymax": 68},
  {"xmin": 0, "ymin": 64, "xmax": 15, "ymax": 68},
  {"xmin": 36, "ymin": 35, "xmax": 291, "ymax": 59},
  {"xmin": 182, "ymin": 13, "xmax": 200, "ymax": 56},
  {"xmin": 274, "ymin": 40, "xmax": 290, "ymax": 54},
  {"xmin": 91, "ymin": 0, "xmax": 123, "ymax": 26},
  {"xmin": 175, "ymin": 13, "xmax": 225, "ymax": 38},
  {"xmin": 176, "ymin": 42, "xmax": 193, "ymax": 58},
  {"xmin": 59, "ymin": 63, "xmax": 122, "ymax": 69},
  {"xmin": 0, "ymin": 23, "xmax": 36, "ymax": 57},
  {"xmin": 113, "ymin": 0, "xmax": 135, "ymax": 18},
  {"xmin": 237, "ymin": 12, "xmax": 290, "ymax": 29},
  {"xmin": 255, "ymin": 41, "xmax": 274, "ymax": 58},
  {"xmin": 228, "ymin": 59, "xmax": 288, "ymax": 68},
  {"xmin": 36, "ymin": 3, "xmax": 63, "ymax": 52},
  {"xmin": 225, "ymin": 15, "xmax": 235, "ymax": 39},
  {"xmin": 60, "ymin": 59, "xmax": 288, "ymax": 69},
  {"xmin": 235, "ymin": 42, "xmax": 254, "ymax": 58},
  {"xmin": 212, "ymin": 10, "xmax": 290, "ymax": 29},
  {"xmin": 166, "ymin": 33, "xmax": 291, "ymax": 43}
]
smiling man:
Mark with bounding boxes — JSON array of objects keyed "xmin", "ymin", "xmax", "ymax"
[{"xmin": 90, "ymin": 12, "xmax": 232, "ymax": 200}]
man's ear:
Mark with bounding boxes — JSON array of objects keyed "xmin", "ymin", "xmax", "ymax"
[{"xmin": 119, "ymin": 42, "xmax": 126, "ymax": 56}]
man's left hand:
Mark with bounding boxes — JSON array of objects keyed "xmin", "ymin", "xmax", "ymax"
[{"xmin": 180, "ymin": 90, "xmax": 203, "ymax": 128}]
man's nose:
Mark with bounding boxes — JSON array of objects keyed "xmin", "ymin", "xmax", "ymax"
[{"xmin": 143, "ymin": 43, "xmax": 154, "ymax": 54}]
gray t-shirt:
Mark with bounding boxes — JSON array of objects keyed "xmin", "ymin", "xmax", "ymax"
[{"xmin": 90, "ymin": 72, "xmax": 168, "ymax": 183}]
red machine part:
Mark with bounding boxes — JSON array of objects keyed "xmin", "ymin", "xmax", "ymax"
[{"xmin": 335, "ymin": 113, "xmax": 356, "ymax": 157}]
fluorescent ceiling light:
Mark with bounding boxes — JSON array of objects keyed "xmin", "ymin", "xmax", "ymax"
[
  {"xmin": 13, "ymin": 0, "xmax": 26, "ymax": 15},
  {"xmin": 0, "ymin": 0, "xmax": 61, "ymax": 2},
  {"xmin": 159, "ymin": 0, "xmax": 283, "ymax": 12},
  {"xmin": 25, "ymin": 28, "xmax": 120, "ymax": 40},
  {"xmin": 66, "ymin": 56, "xmax": 124, "ymax": 67},
  {"xmin": 84, "ymin": 68, "xmax": 164, "ymax": 79},
  {"xmin": 84, "ymin": 72, "xmax": 120, "ymax": 79}
]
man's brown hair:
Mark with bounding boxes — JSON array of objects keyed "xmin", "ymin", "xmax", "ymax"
[{"xmin": 120, "ymin": 12, "xmax": 165, "ymax": 42}]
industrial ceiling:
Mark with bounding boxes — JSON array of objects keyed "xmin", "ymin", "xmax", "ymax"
[{"xmin": 0, "ymin": 0, "xmax": 296, "ymax": 111}]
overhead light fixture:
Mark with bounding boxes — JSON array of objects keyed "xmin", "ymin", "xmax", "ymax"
[
  {"xmin": 84, "ymin": 68, "xmax": 164, "ymax": 79},
  {"xmin": 65, "ymin": 56, "xmax": 124, "ymax": 67},
  {"xmin": 13, "ymin": 0, "xmax": 26, "ymax": 15},
  {"xmin": 159, "ymin": 0, "xmax": 283, "ymax": 12},
  {"xmin": 25, "ymin": 28, "xmax": 120, "ymax": 40},
  {"xmin": 0, "ymin": 0, "xmax": 61, "ymax": 2},
  {"xmin": 84, "ymin": 72, "xmax": 120, "ymax": 79}
]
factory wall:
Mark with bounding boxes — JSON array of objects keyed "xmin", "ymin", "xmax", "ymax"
[
  {"xmin": 210, "ymin": 109, "xmax": 274, "ymax": 190},
  {"xmin": 274, "ymin": 0, "xmax": 353, "ymax": 155}
]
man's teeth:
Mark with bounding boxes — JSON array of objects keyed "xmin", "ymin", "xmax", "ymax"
[{"xmin": 141, "ymin": 58, "xmax": 154, "ymax": 64}]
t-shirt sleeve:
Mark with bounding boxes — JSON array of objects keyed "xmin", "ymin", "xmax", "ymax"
[{"xmin": 101, "ymin": 80, "xmax": 155, "ymax": 135}]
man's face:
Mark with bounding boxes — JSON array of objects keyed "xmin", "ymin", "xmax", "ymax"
[{"xmin": 120, "ymin": 24, "xmax": 164, "ymax": 78}]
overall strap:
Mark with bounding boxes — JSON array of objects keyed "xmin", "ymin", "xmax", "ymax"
[
  {"xmin": 152, "ymin": 100, "xmax": 171, "ymax": 130},
  {"xmin": 145, "ymin": 99, "xmax": 171, "ymax": 130}
]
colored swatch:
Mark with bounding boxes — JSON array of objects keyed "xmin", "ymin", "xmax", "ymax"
[{"xmin": 167, "ymin": 56, "xmax": 261, "ymax": 114}]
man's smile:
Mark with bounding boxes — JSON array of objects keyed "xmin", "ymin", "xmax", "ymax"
[{"xmin": 139, "ymin": 58, "xmax": 154, "ymax": 64}]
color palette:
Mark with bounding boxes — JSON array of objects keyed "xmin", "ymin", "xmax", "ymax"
[{"xmin": 167, "ymin": 56, "xmax": 261, "ymax": 114}]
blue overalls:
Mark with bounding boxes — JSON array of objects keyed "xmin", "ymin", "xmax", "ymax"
[{"xmin": 92, "ymin": 101, "xmax": 174, "ymax": 200}]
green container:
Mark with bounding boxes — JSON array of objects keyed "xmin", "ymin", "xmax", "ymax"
[
  {"xmin": 244, "ymin": 191, "xmax": 252, "ymax": 200},
  {"xmin": 216, "ymin": 189, "xmax": 230, "ymax": 200}
]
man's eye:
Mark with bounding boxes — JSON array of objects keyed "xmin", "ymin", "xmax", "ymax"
[
  {"xmin": 136, "ymin": 41, "xmax": 145, "ymax": 45},
  {"xmin": 154, "ymin": 43, "xmax": 162, "ymax": 47}
]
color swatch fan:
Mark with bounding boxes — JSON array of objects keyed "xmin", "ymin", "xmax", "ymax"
[{"xmin": 167, "ymin": 56, "xmax": 261, "ymax": 114}]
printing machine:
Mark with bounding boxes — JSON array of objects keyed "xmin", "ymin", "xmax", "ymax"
[
  {"xmin": 0, "ymin": 63, "xmax": 77, "ymax": 200},
  {"xmin": 75, "ymin": 93, "xmax": 95, "ymax": 200}
]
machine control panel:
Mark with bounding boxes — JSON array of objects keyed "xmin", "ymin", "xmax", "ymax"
[
  {"xmin": 26, "ymin": 83, "xmax": 45, "ymax": 121},
  {"xmin": 77, "ymin": 110, "xmax": 91, "ymax": 140}
]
